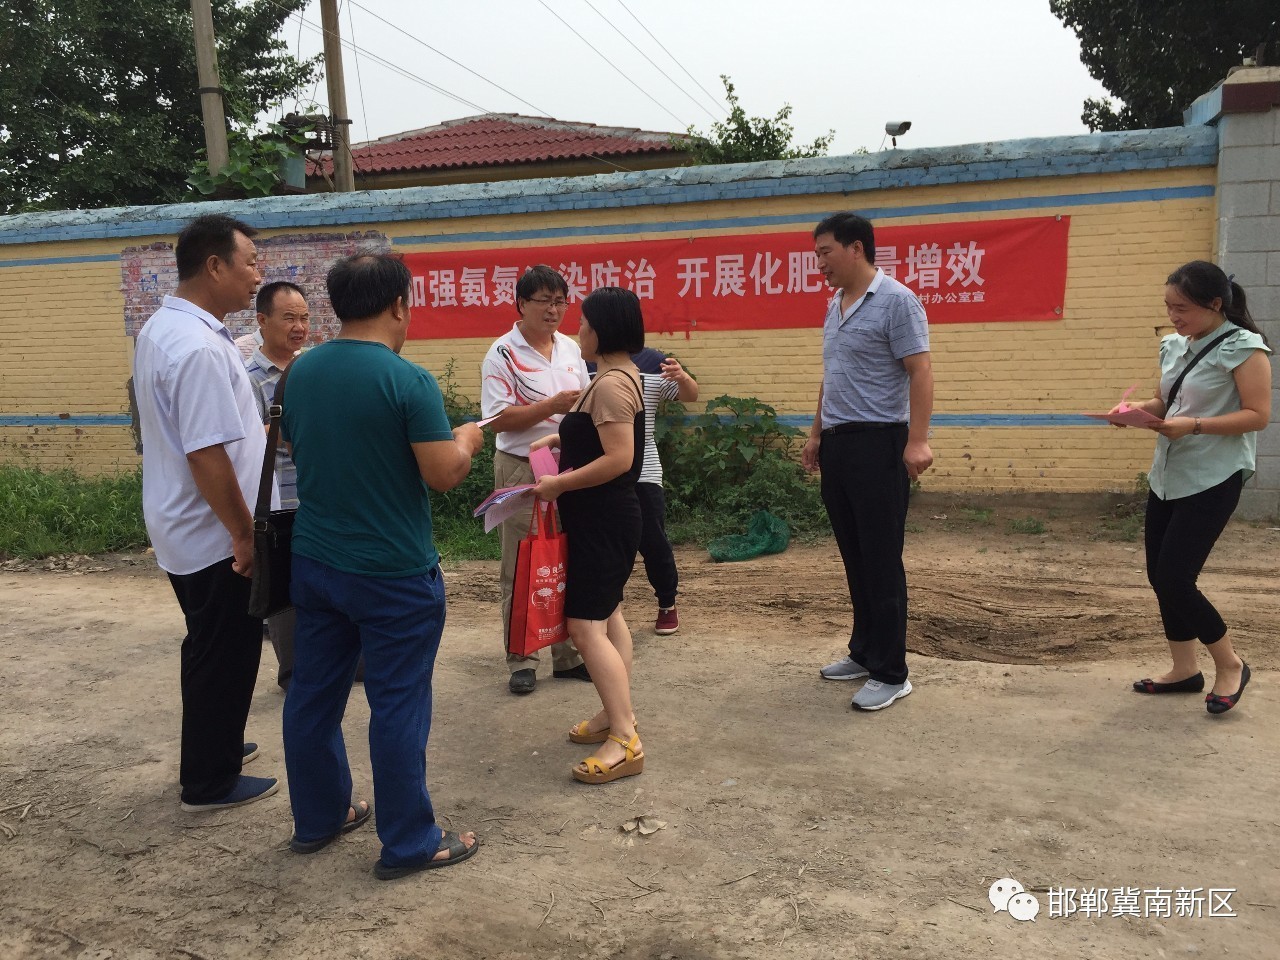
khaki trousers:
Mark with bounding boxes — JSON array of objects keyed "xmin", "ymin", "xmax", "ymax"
[{"xmin": 495, "ymin": 450, "xmax": 582, "ymax": 673}]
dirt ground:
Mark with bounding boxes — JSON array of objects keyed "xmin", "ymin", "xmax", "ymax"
[{"xmin": 1, "ymin": 492, "xmax": 1278, "ymax": 960}]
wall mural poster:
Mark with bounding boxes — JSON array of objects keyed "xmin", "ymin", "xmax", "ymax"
[
  {"xmin": 401, "ymin": 216, "xmax": 1071, "ymax": 340},
  {"xmin": 119, "ymin": 231, "xmax": 392, "ymax": 340}
]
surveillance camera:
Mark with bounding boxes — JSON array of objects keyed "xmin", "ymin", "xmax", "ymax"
[{"xmin": 885, "ymin": 121, "xmax": 912, "ymax": 137}]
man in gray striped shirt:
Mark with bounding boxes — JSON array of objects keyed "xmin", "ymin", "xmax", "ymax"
[
  {"xmin": 245, "ymin": 280, "xmax": 310, "ymax": 688},
  {"xmin": 802, "ymin": 213, "xmax": 934, "ymax": 712}
]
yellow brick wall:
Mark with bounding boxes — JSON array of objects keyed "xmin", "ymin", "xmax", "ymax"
[{"xmin": 0, "ymin": 165, "xmax": 1214, "ymax": 493}]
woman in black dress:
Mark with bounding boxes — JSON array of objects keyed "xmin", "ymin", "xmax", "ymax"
[{"xmin": 532, "ymin": 287, "xmax": 646, "ymax": 783}]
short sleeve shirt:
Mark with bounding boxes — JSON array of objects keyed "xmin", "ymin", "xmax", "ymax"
[
  {"xmin": 281, "ymin": 340, "xmax": 455, "ymax": 576},
  {"xmin": 587, "ymin": 348, "xmax": 674, "ymax": 484},
  {"xmin": 577, "ymin": 370, "xmax": 643, "ymax": 426},
  {"xmin": 638, "ymin": 372, "xmax": 679, "ymax": 485},
  {"xmin": 481, "ymin": 324, "xmax": 589, "ymax": 456},
  {"xmin": 245, "ymin": 348, "xmax": 299, "ymax": 509},
  {"xmin": 132, "ymin": 296, "xmax": 272, "ymax": 575},
  {"xmin": 1148, "ymin": 322, "xmax": 1271, "ymax": 500},
  {"xmin": 820, "ymin": 269, "xmax": 930, "ymax": 426}
]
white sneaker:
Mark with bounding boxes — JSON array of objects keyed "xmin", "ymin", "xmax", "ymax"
[
  {"xmin": 851, "ymin": 678, "xmax": 912, "ymax": 711},
  {"xmin": 820, "ymin": 655, "xmax": 870, "ymax": 681}
]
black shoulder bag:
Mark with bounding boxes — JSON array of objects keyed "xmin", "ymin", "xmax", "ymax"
[
  {"xmin": 1163, "ymin": 329, "xmax": 1232, "ymax": 413},
  {"xmin": 247, "ymin": 361, "xmax": 297, "ymax": 619}
]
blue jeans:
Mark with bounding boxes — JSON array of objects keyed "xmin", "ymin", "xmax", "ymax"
[{"xmin": 283, "ymin": 553, "xmax": 446, "ymax": 868}]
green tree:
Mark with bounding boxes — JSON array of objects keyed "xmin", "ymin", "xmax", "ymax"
[
  {"xmin": 1050, "ymin": 0, "xmax": 1279, "ymax": 131},
  {"xmin": 0, "ymin": 0, "xmax": 318, "ymax": 213},
  {"xmin": 682, "ymin": 75, "xmax": 834, "ymax": 165}
]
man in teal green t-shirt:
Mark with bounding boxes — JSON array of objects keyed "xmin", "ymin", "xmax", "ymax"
[{"xmin": 280, "ymin": 253, "xmax": 483, "ymax": 879}]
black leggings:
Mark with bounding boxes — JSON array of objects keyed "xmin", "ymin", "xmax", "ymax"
[
  {"xmin": 1144, "ymin": 471, "xmax": 1243, "ymax": 645},
  {"xmin": 636, "ymin": 482, "xmax": 678, "ymax": 608}
]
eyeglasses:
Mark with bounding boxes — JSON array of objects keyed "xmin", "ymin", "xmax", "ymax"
[{"xmin": 525, "ymin": 297, "xmax": 569, "ymax": 309}]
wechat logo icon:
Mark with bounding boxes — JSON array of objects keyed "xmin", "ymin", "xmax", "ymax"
[{"xmin": 990, "ymin": 878, "xmax": 1040, "ymax": 922}]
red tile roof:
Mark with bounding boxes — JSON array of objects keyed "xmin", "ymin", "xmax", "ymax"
[{"xmin": 310, "ymin": 113, "xmax": 689, "ymax": 177}]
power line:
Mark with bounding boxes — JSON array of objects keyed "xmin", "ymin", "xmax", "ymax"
[
  {"xmin": 295, "ymin": 3, "xmax": 304, "ymax": 67},
  {"xmin": 580, "ymin": 0, "xmax": 719, "ymax": 123},
  {"xmin": 301, "ymin": 0, "xmax": 324, "ymax": 108},
  {"xmin": 272, "ymin": 2, "xmax": 492, "ymax": 114},
  {"xmin": 270, "ymin": 2, "xmax": 638, "ymax": 175},
  {"xmin": 345, "ymin": 0, "xmax": 370, "ymax": 144},
  {"xmin": 534, "ymin": 0, "xmax": 687, "ymax": 128},
  {"xmin": 346, "ymin": 0, "xmax": 551, "ymax": 117},
  {"xmin": 613, "ymin": 0, "xmax": 727, "ymax": 117}
]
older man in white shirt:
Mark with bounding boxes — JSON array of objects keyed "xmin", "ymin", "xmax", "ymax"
[
  {"xmin": 133, "ymin": 213, "xmax": 279, "ymax": 811},
  {"xmin": 481, "ymin": 265, "xmax": 589, "ymax": 695}
]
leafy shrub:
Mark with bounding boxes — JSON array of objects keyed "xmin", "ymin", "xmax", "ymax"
[
  {"xmin": 0, "ymin": 370, "xmax": 831, "ymax": 563},
  {"xmin": 186, "ymin": 121, "xmax": 312, "ymax": 199},
  {"xmin": 657, "ymin": 394, "xmax": 827, "ymax": 544},
  {"xmin": 428, "ymin": 359, "xmax": 499, "ymax": 561}
]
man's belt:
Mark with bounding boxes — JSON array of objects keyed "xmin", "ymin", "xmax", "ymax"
[{"xmin": 820, "ymin": 421, "xmax": 906, "ymax": 437}]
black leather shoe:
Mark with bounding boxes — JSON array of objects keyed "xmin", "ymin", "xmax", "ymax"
[
  {"xmin": 508, "ymin": 669, "xmax": 536, "ymax": 695},
  {"xmin": 552, "ymin": 663, "xmax": 592, "ymax": 682}
]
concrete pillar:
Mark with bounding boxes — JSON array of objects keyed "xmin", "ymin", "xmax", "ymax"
[{"xmin": 1191, "ymin": 67, "xmax": 1280, "ymax": 519}]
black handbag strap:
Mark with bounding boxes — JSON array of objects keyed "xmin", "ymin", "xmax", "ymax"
[
  {"xmin": 1165, "ymin": 329, "xmax": 1232, "ymax": 412},
  {"xmin": 253, "ymin": 359, "xmax": 296, "ymax": 525}
]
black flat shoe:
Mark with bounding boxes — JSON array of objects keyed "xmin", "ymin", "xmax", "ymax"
[
  {"xmin": 1206, "ymin": 662, "xmax": 1250, "ymax": 715},
  {"xmin": 552, "ymin": 663, "xmax": 592, "ymax": 682},
  {"xmin": 1133, "ymin": 672, "xmax": 1205, "ymax": 694}
]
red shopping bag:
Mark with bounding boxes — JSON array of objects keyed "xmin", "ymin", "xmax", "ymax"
[{"xmin": 507, "ymin": 501, "xmax": 568, "ymax": 657}]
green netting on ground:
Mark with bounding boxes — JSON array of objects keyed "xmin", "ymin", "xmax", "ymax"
[{"xmin": 707, "ymin": 510, "xmax": 791, "ymax": 562}]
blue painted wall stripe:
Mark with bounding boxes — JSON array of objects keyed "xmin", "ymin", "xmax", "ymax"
[
  {"xmin": 5, "ymin": 412, "xmax": 1109, "ymax": 429},
  {"xmin": 0, "ymin": 414, "xmax": 133, "ymax": 427},
  {"xmin": 0, "ymin": 252, "xmax": 120, "ymax": 269},
  {"xmin": 393, "ymin": 185, "xmax": 1215, "ymax": 247},
  {"xmin": 774, "ymin": 413, "xmax": 1104, "ymax": 428}
]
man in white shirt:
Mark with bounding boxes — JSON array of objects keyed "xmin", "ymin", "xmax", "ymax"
[
  {"xmin": 132, "ymin": 214, "xmax": 279, "ymax": 811},
  {"xmin": 481, "ymin": 266, "xmax": 589, "ymax": 695}
]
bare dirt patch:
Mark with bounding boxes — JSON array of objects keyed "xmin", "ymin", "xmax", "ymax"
[{"xmin": 2, "ymin": 494, "xmax": 1277, "ymax": 959}]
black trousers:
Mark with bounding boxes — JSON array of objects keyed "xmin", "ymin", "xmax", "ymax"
[
  {"xmin": 636, "ymin": 482, "xmax": 678, "ymax": 608},
  {"xmin": 819, "ymin": 425, "xmax": 911, "ymax": 684},
  {"xmin": 167, "ymin": 557, "xmax": 263, "ymax": 803},
  {"xmin": 1144, "ymin": 471, "xmax": 1242, "ymax": 645}
]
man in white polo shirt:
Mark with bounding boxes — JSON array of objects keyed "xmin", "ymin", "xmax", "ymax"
[
  {"xmin": 481, "ymin": 265, "xmax": 589, "ymax": 695},
  {"xmin": 132, "ymin": 213, "xmax": 279, "ymax": 811}
]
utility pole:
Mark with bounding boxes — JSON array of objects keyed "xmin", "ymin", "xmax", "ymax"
[
  {"xmin": 190, "ymin": 0, "xmax": 229, "ymax": 175},
  {"xmin": 319, "ymin": 0, "xmax": 356, "ymax": 192}
]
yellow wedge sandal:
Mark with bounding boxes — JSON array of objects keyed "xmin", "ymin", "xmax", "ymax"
[
  {"xmin": 568, "ymin": 719, "xmax": 638, "ymax": 745},
  {"xmin": 573, "ymin": 732, "xmax": 644, "ymax": 784}
]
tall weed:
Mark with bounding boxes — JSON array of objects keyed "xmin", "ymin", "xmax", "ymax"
[
  {"xmin": 429, "ymin": 359, "xmax": 499, "ymax": 561},
  {"xmin": 0, "ymin": 466, "xmax": 148, "ymax": 558}
]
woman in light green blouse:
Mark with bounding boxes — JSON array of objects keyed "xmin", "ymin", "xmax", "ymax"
[{"xmin": 1113, "ymin": 261, "xmax": 1271, "ymax": 715}]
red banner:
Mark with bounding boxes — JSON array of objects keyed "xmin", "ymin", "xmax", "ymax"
[{"xmin": 404, "ymin": 216, "xmax": 1069, "ymax": 339}]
